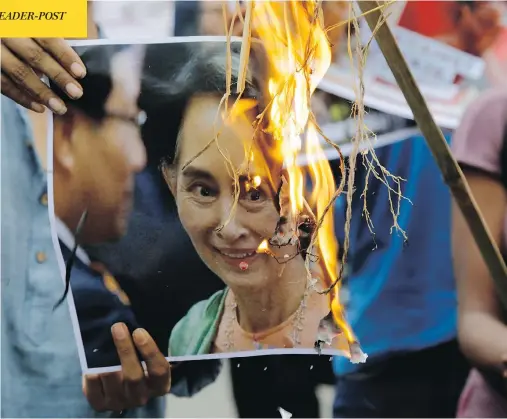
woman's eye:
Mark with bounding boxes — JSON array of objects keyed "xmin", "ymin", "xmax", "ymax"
[
  {"xmin": 249, "ymin": 189, "xmax": 261, "ymax": 201},
  {"xmin": 197, "ymin": 186, "xmax": 212, "ymax": 197},
  {"xmin": 187, "ymin": 184, "xmax": 217, "ymax": 200},
  {"xmin": 243, "ymin": 188, "xmax": 267, "ymax": 205}
]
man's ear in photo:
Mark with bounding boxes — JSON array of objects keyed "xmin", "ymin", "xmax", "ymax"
[{"xmin": 53, "ymin": 110, "xmax": 78, "ymax": 173}]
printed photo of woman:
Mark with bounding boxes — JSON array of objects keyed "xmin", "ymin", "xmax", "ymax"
[
  {"xmin": 49, "ymin": 39, "xmax": 353, "ymax": 373},
  {"xmin": 142, "ymin": 41, "xmax": 351, "ymax": 357}
]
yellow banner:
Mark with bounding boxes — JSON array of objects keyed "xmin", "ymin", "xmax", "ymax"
[{"xmin": 0, "ymin": 0, "xmax": 87, "ymax": 38}]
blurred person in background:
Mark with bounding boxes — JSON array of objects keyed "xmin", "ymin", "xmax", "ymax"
[
  {"xmin": 1, "ymin": 2, "xmax": 218, "ymax": 416},
  {"xmin": 1, "ymin": 6, "xmax": 170, "ymax": 414},
  {"xmin": 332, "ymin": 132, "xmax": 470, "ymax": 418},
  {"xmin": 0, "ymin": 5, "xmax": 132, "ymax": 416},
  {"xmin": 50, "ymin": 43, "xmax": 173, "ymax": 412},
  {"xmin": 451, "ymin": 90, "xmax": 507, "ymax": 417},
  {"xmin": 1, "ymin": 60, "xmax": 102, "ymax": 419}
]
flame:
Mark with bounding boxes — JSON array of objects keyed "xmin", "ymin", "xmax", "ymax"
[
  {"xmin": 256, "ymin": 239, "xmax": 270, "ymax": 254},
  {"xmin": 306, "ymin": 123, "xmax": 354, "ymax": 343},
  {"xmin": 252, "ymin": 175, "xmax": 262, "ymax": 188},
  {"xmin": 249, "ymin": 1, "xmax": 356, "ymax": 344},
  {"xmin": 253, "ymin": 1, "xmax": 329, "ymax": 216}
]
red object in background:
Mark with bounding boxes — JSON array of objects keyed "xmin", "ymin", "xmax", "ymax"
[
  {"xmin": 398, "ymin": 1, "xmax": 458, "ymax": 38},
  {"xmin": 399, "ymin": 1, "xmax": 504, "ymax": 57},
  {"xmin": 398, "ymin": 0, "xmax": 507, "ymax": 88}
]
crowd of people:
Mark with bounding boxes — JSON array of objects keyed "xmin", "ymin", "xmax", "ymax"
[{"xmin": 2, "ymin": 1, "xmax": 507, "ymax": 418}]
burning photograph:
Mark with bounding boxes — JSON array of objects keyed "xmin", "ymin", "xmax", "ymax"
[{"xmin": 48, "ymin": 2, "xmax": 367, "ymax": 373}]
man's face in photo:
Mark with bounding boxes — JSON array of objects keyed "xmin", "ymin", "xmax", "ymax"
[{"xmin": 54, "ymin": 46, "xmax": 147, "ymax": 243}]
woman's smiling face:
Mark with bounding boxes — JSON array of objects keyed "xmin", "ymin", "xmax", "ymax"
[{"xmin": 167, "ymin": 94, "xmax": 285, "ymax": 289}]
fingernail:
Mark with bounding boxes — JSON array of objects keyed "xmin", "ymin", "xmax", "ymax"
[
  {"xmin": 71, "ymin": 62, "xmax": 86, "ymax": 78},
  {"xmin": 30, "ymin": 102, "xmax": 45, "ymax": 113},
  {"xmin": 48, "ymin": 97, "xmax": 67, "ymax": 115},
  {"xmin": 65, "ymin": 83, "xmax": 83, "ymax": 99},
  {"xmin": 112, "ymin": 323, "xmax": 126, "ymax": 340},
  {"xmin": 133, "ymin": 328, "xmax": 148, "ymax": 345}
]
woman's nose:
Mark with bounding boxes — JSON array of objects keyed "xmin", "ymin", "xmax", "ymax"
[{"xmin": 215, "ymin": 199, "xmax": 248, "ymax": 242}]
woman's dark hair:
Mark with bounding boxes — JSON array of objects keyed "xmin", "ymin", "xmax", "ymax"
[
  {"xmin": 138, "ymin": 40, "xmax": 266, "ymax": 168},
  {"xmin": 51, "ymin": 44, "xmax": 131, "ymax": 120}
]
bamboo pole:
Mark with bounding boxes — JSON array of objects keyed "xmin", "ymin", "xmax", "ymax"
[
  {"xmin": 237, "ymin": 0, "xmax": 254, "ymax": 93},
  {"xmin": 357, "ymin": 0, "xmax": 507, "ymax": 309}
]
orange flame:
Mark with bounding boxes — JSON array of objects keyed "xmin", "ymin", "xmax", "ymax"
[
  {"xmin": 256, "ymin": 239, "xmax": 270, "ymax": 254},
  {"xmin": 249, "ymin": 1, "xmax": 356, "ymax": 344}
]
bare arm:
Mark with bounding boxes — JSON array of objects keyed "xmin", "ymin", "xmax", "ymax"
[{"xmin": 453, "ymin": 169, "xmax": 507, "ymax": 372}]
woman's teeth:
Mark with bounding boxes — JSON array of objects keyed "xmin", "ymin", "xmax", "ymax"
[{"xmin": 220, "ymin": 251, "xmax": 256, "ymax": 259}]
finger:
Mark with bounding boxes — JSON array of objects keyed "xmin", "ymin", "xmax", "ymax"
[
  {"xmin": 100, "ymin": 372, "xmax": 126, "ymax": 412},
  {"xmin": 34, "ymin": 38, "xmax": 86, "ymax": 78},
  {"xmin": 1, "ymin": 44, "xmax": 67, "ymax": 114},
  {"xmin": 83, "ymin": 374, "xmax": 107, "ymax": 412},
  {"xmin": 133, "ymin": 328, "xmax": 171, "ymax": 396},
  {"xmin": 3, "ymin": 38, "xmax": 83, "ymax": 100},
  {"xmin": 1, "ymin": 73, "xmax": 45, "ymax": 112},
  {"xmin": 112, "ymin": 323, "xmax": 149, "ymax": 407}
]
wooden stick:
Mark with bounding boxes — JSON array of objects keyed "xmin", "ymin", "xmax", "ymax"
[
  {"xmin": 237, "ymin": 0, "xmax": 254, "ymax": 94},
  {"xmin": 357, "ymin": 0, "xmax": 507, "ymax": 309}
]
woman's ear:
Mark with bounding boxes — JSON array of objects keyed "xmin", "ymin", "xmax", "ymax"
[
  {"xmin": 52, "ymin": 111, "xmax": 76, "ymax": 172},
  {"xmin": 161, "ymin": 163, "xmax": 177, "ymax": 197}
]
